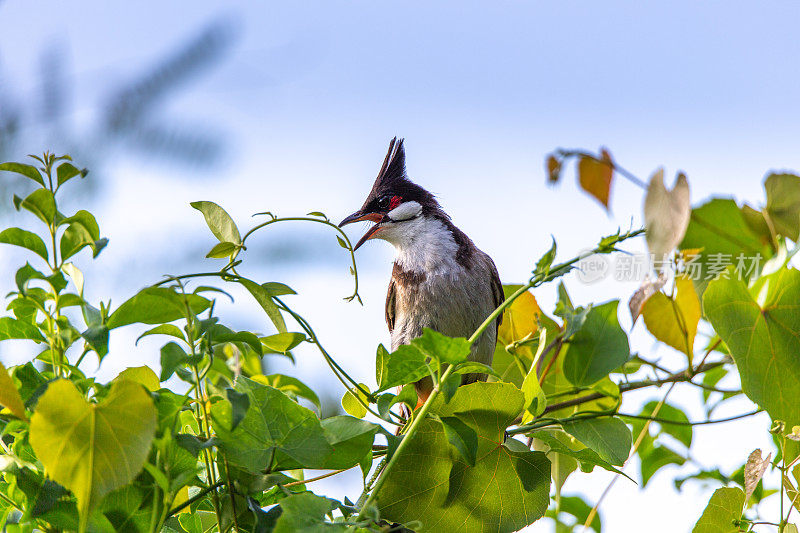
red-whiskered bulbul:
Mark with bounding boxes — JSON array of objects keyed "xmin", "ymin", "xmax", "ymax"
[{"xmin": 339, "ymin": 138, "xmax": 503, "ymax": 407}]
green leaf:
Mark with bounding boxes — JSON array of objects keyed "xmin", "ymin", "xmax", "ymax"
[
  {"xmin": 336, "ymin": 235, "xmax": 348, "ymax": 249},
  {"xmin": 635, "ymin": 401, "xmax": 692, "ymax": 449},
  {"xmin": 206, "ymin": 241, "xmax": 237, "ymax": 259},
  {"xmin": 211, "ymin": 377, "xmax": 334, "ymax": 472},
  {"xmin": 0, "ymin": 228, "xmax": 49, "ymax": 261},
  {"xmin": 704, "ymin": 268, "xmax": 800, "ymax": 427},
  {"xmin": 320, "ymin": 416, "xmax": 380, "ymax": 469},
  {"xmin": 239, "ymin": 278, "xmax": 287, "ymax": 333},
  {"xmin": 0, "ymin": 316, "xmax": 46, "ymax": 342},
  {"xmin": 81, "ymin": 324, "xmax": 109, "ymax": 360},
  {"xmin": 190, "ymin": 201, "xmax": 241, "ymax": 244},
  {"xmin": 29, "ymin": 379, "xmax": 157, "ymax": 533},
  {"xmin": 532, "ymin": 431, "xmax": 630, "ymax": 478},
  {"xmin": 640, "ymin": 444, "xmax": 685, "ymax": 486},
  {"xmin": 765, "ymin": 173, "xmax": 800, "ymax": 241},
  {"xmin": 376, "ymin": 343, "xmax": 429, "ymax": 392},
  {"xmin": 557, "ymin": 495, "xmax": 602, "ymax": 533},
  {"xmin": 561, "ymin": 417, "xmax": 632, "ymax": 466},
  {"xmin": 261, "ymin": 332, "xmax": 305, "ymax": 353},
  {"xmin": 0, "ymin": 162, "xmax": 45, "ymax": 186},
  {"xmin": 136, "ymin": 324, "xmax": 186, "ymax": 345},
  {"xmin": 159, "ymin": 341, "xmax": 187, "ymax": 381},
  {"xmin": 21, "ymin": 189, "xmax": 56, "ymax": 225},
  {"xmin": 692, "ymin": 487, "xmax": 744, "ymax": 533},
  {"xmin": 440, "ymin": 416, "xmax": 478, "ymax": 466},
  {"xmin": 534, "ymin": 236, "xmax": 557, "ymax": 276},
  {"xmin": 107, "ymin": 287, "xmax": 211, "ymax": 329},
  {"xmin": 680, "ymin": 198, "xmax": 769, "ymax": 293},
  {"xmin": 377, "ymin": 382, "xmax": 551, "ymax": 532},
  {"xmin": 15, "ymin": 262, "xmax": 46, "ymax": 293},
  {"xmin": 56, "ymin": 162, "xmax": 86, "ymax": 188},
  {"xmin": 251, "ymin": 374, "xmax": 320, "ymax": 408},
  {"xmin": 261, "ymin": 282, "xmax": 296, "ymax": 297},
  {"xmin": 0, "ymin": 362, "xmax": 27, "ymax": 420},
  {"xmin": 115, "ymin": 366, "xmax": 161, "ymax": 391},
  {"xmin": 412, "ymin": 328, "xmax": 472, "ymax": 365},
  {"xmin": 226, "ymin": 388, "xmax": 250, "ymax": 431},
  {"xmin": 520, "ymin": 357, "xmax": 546, "ymax": 421},
  {"xmin": 376, "ymin": 329, "xmax": 471, "ymax": 392},
  {"xmin": 271, "ymin": 493, "xmax": 343, "ymax": 533},
  {"xmin": 59, "ymin": 211, "xmax": 105, "ymax": 260},
  {"xmin": 562, "ymin": 300, "xmax": 629, "ymax": 386},
  {"xmin": 341, "ymin": 384, "xmax": 369, "ymax": 419}
]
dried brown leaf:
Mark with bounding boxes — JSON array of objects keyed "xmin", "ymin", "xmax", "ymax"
[
  {"xmin": 644, "ymin": 169, "xmax": 691, "ymax": 272},
  {"xmin": 744, "ymin": 448, "xmax": 771, "ymax": 504},
  {"xmin": 628, "ymin": 274, "xmax": 667, "ymax": 324}
]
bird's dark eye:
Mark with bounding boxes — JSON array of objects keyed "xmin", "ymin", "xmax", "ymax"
[{"xmin": 377, "ymin": 196, "xmax": 391, "ymax": 210}]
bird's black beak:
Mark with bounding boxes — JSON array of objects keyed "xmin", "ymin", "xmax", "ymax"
[
  {"xmin": 339, "ymin": 210, "xmax": 386, "ymax": 251},
  {"xmin": 338, "ymin": 210, "xmax": 382, "ymax": 227}
]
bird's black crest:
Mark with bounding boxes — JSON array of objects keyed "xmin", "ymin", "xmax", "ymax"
[
  {"xmin": 369, "ymin": 137, "xmax": 406, "ymax": 198},
  {"xmin": 361, "ymin": 137, "xmax": 438, "ymax": 212}
]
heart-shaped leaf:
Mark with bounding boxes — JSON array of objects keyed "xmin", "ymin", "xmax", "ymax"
[
  {"xmin": 29, "ymin": 379, "xmax": 157, "ymax": 532},
  {"xmin": 644, "ymin": 169, "xmax": 690, "ymax": 270},
  {"xmin": 704, "ymin": 268, "xmax": 800, "ymax": 427}
]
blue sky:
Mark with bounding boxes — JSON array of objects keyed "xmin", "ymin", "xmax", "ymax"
[{"xmin": 1, "ymin": 1, "xmax": 798, "ymax": 531}]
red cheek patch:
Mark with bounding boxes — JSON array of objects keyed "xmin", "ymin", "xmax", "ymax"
[{"xmin": 389, "ymin": 195, "xmax": 402, "ymax": 210}]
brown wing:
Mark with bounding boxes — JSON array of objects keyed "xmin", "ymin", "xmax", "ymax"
[
  {"xmin": 488, "ymin": 258, "xmax": 504, "ymax": 338},
  {"xmin": 385, "ymin": 277, "xmax": 396, "ymax": 333}
]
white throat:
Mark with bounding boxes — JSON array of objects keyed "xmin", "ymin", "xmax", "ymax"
[{"xmin": 376, "ymin": 215, "xmax": 460, "ymax": 274}]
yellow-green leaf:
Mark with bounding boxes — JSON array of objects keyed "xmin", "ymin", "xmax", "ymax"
[
  {"xmin": 0, "ymin": 362, "xmax": 27, "ymax": 420},
  {"xmin": 341, "ymin": 384, "xmax": 370, "ymax": 419},
  {"xmin": 642, "ymin": 276, "xmax": 700, "ymax": 361},
  {"xmin": 115, "ymin": 366, "xmax": 161, "ymax": 391},
  {"xmin": 29, "ymin": 379, "xmax": 157, "ymax": 532}
]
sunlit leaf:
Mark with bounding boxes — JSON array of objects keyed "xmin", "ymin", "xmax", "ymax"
[
  {"xmin": 239, "ymin": 278, "xmax": 287, "ymax": 333},
  {"xmin": 642, "ymin": 276, "xmax": 701, "ymax": 361},
  {"xmin": 205, "ymin": 241, "xmax": 237, "ymax": 258},
  {"xmin": 764, "ymin": 173, "xmax": 800, "ymax": 241},
  {"xmin": 115, "ymin": 366, "xmax": 161, "ymax": 391},
  {"xmin": 29, "ymin": 380, "xmax": 157, "ymax": 532},
  {"xmin": 0, "ymin": 362, "xmax": 27, "ymax": 420},
  {"xmin": 691, "ymin": 487, "xmax": 744, "ymax": 533},
  {"xmin": 190, "ymin": 200, "xmax": 241, "ymax": 244},
  {"xmin": 0, "ymin": 316, "xmax": 46, "ymax": 343},
  {"xmin": 341, "ymin": 383, "xmax": 369, "ymax": 419},
  {"xmin": 704, "ymin": 268, "xmax": 800, "ymax": 427}
]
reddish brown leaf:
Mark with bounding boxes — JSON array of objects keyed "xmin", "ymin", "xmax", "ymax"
[
  {"xmin": 547, "ymin": 155, "xmax": 562, "ymax": 184},
  {"xmin": 577, "ymin": 149, "xmax": 614, "ymax": 209}
]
